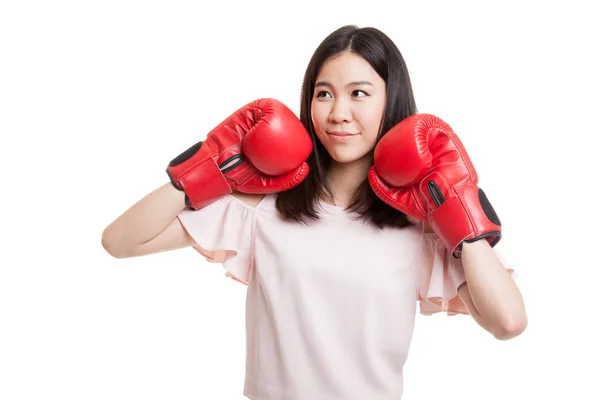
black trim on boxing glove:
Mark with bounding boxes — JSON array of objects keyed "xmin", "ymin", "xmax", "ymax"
[
  {"xmin": 166, "ymin": 141, "xmax": 204, "ymax": 192},
  {"xmin": 169, "ymin": 141, "xmax": 204, "ymax": 167},
  {"xmin": 478, "ymin": 188, "xmax": 501, "ymax": 227}
]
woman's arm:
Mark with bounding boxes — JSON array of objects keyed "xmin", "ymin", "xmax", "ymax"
[
  {"xmin": 101, "ymin": 183, "xmax": 265, "ymax": 259},
  {"xmin": 101, "ymin": 182, "xmax": 192, "ymax": 258},
  {"xmin": 421, "ymin": 221, "xmax": 527, "ymax": 340},
  {"xmin": 458, "ymin": 240, "xmax": 528, "ymax": 340}
]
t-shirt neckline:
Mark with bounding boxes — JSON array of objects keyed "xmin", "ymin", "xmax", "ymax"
[{"xmin": 318, "ymin": 199, "xmax": 348, "ymax": 216}]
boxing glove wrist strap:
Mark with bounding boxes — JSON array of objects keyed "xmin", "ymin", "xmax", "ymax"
[
  {"xmin": 429, "ymin": 184, "xmax": 501, "ymax": 258},
  {"xmin": 167, "ymin": 157, "xmax": 231, "ymax": 210}
]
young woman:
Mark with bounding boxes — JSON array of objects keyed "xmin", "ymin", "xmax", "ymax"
[{"xmin": 102, "ymin": 25, "xmax": 527, "ymax": 400}]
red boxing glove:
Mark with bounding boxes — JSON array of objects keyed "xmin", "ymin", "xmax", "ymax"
[
  {"xmin": 368, "ymin": 114, "xmax": 501, "ymax": 258},
  {"xmin": 167, "ymin": 98, "xmax": 313, "ymax": 210}
]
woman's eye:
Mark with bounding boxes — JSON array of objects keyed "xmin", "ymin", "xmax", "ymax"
[
  {"xmin": 353, "ymin": 90, "xmax": 368, "ymax": 97},
  {"xmin": 315, "ymin": 90, "xmax": 368, "ymax": 98}
]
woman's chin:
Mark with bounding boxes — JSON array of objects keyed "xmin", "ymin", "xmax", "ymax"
[{"xmin": 328, "ymin": 150, "xmax": 371, "ymax": 165}]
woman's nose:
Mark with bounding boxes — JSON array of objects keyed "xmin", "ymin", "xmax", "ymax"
[{"xmin": 328, "ymin": 99, "xmax": 352, "ymax": 124}]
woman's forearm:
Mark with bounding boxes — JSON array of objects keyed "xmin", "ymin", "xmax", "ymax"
[
  {"xmin": 460, "ymin": 240, "xmax": 527, "ymax": 339},
  {"xmin": 102, "ymin": 182, "xmax": 186, "ymax": 255}
]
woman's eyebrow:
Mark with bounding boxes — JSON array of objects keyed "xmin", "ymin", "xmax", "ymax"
[{"xmin": 315, "ymin": 80, "xmax": 373, "ymax": 88}]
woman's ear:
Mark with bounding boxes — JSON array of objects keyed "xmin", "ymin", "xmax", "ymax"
[{"xmin": 407, "ymin": 215, "xmax": 419, "ymax": 224}]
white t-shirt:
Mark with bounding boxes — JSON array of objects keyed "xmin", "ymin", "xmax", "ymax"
[{"xmin": 177, "ymin": 193, "xmax": 511, "ymax": 399}]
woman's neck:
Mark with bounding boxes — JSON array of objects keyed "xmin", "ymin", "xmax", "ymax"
[{"xmin": 323, "ymin": 155, "xmax": 373, "ymax": 208}]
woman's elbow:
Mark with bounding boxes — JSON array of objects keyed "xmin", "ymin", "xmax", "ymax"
[
  {"xmin": 493, "ymin": 313, "xmax": 528, "ymax": 340},
  {"xmin": 101, "ymin": 230, "xmax": 128, "ymax": 259}
]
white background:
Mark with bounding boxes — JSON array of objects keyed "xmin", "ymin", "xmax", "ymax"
[{"xmin": 1, "ymin": 0, "xmax": 598, "ymax": 399}]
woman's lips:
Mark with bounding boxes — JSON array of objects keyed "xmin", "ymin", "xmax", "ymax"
[{"xmin": 327, "ymin": 131, "xmax": 358, "ymax": 142}]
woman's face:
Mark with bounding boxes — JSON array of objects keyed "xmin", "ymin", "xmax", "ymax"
[{"xmin": 311, "ymin": 51, "xmax": 387, "ymax": 164}]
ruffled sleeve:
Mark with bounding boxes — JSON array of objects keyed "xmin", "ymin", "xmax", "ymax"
[
  {"xmin": 176, "ymin": 195, "xmax": 255, "ymax": 286},
  {"xmin": 418, "ymin": 232, "xmax": 516, "ymax": 316}
]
